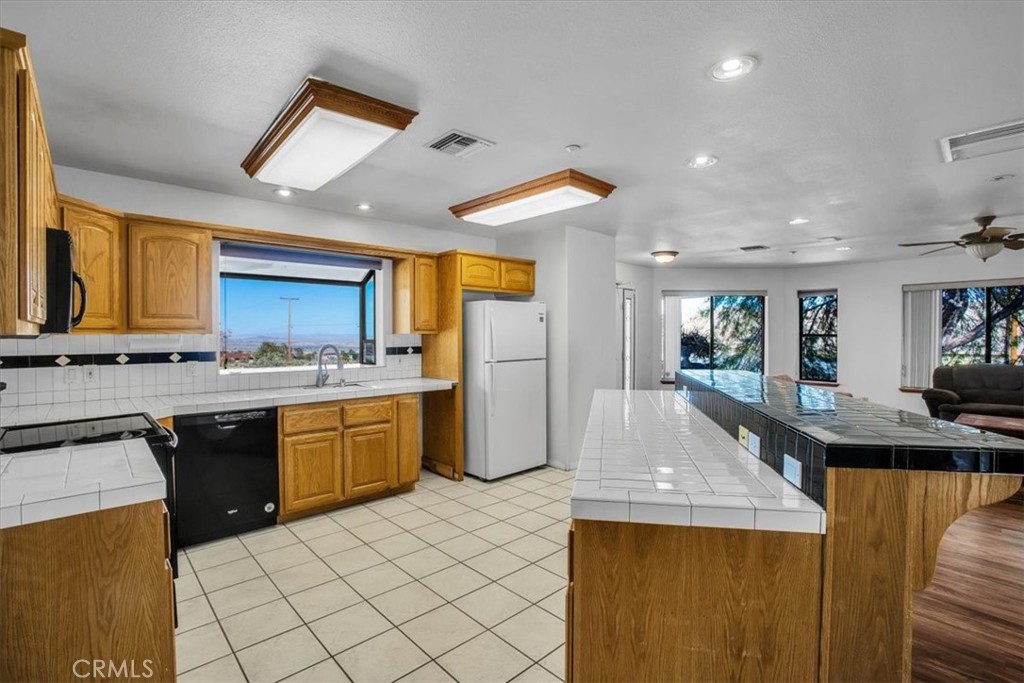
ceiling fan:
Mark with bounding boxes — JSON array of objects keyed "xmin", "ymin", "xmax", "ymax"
[{"xmin": 899, "ymin": 216, "xmax": 1024, "ymax": 261}]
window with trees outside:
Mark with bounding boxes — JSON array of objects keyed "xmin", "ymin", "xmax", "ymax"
[
  {"xmin": 218, "ymin": 243, "xmax": 381, "ymax": 370},
  {"xmin": 799, "ymin": 291, "xmax": 838, "ymax": 382},
  {"xmin": 941, "ymin": 285, "xmax": 1023, "ymax": 365},
  {"xmin": 662, "ymin": 293, "xmax": 765, "ymax": 378}
]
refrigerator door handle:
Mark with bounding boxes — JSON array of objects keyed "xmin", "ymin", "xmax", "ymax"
[
  {"xmin": 488, "ymin": 314, "xmax": 495, "ymax": 362},
  {"xmin": 488, "ymin": 364, "xmax": 495, "ymax": 417}
]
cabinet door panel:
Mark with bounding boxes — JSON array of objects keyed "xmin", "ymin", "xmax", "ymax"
[
  {"xmin": 500, "ymin": 261, "xmax": 534, "ymax": 294},
  {"xmin": 281, "ymin": 404, "xmax": 341, "ymax": 435},
  {"xmin": 63, "ymin": 205, "xmax": 122, "ymax": 331},
  {"xmin": 342, "ymin": 399, "xmax": 393, "ymax": 427},
  {"xmin": 281, "ymin": 431, "xmax": 343, "ymax": 514},
  {"xmin": 396, "ymin": 394, "xmax": 420, "ymax": 485},
  {"xmin": 460, "ymin": 254, "xmax": 500, "ymax": 290},
  {"xmin": 343, "ymin": 423, "xmax": 395, "ymax": 498},
  {"xmin": 128, "ymin": 222, "xmax": 211, "ymax": 331},
  {"xmin": 18, "ymin": 69, "xmax": 53, "ymax": 326},
  {"xmin": 413, "ymin": 256, "xmax": 438, "ymax": 332}
]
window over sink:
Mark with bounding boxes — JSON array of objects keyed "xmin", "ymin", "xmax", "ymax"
[{"xmin": 217, "ymin": 242, "xmax": 383, "ymax": 370}]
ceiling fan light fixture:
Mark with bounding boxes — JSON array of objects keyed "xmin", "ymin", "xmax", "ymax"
[
  {"xmin": 966, "ymin": 241, "xmax": 1003, "ymax": 261},
  {"xmin": 652, "ymin": 250, "xmax": 679, "ymax": 264},
  {"xmin": 449, "ymin": 169, "xmax": 615, "ymax": 226}
]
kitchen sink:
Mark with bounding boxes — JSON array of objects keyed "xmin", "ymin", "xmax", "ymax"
[{"xmin": 301, "ymin": 382, "xmax": 371, "ymax": 390}]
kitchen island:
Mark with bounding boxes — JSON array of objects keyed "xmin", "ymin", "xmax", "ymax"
[{"xmin": 567, "ymin": 375, "xmax": 1023, "ymax": 683}]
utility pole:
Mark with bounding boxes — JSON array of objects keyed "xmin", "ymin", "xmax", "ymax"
[{"xmin": 280, "ymin": 297, "xmax": 299, "ymax": 360}]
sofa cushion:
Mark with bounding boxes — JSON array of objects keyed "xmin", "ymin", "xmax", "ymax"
[{"xmin": 938, "ymin": 402, "xmax": 1024, "ymax": 421}]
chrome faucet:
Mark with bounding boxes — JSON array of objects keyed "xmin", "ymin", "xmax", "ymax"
[{"xmin": 315, "ymin": 344, "xmax": 342, "ymax": 388}]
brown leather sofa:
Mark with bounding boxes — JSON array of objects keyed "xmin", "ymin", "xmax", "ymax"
[{"xmin": 922, "ymin": 365, "xmax": 1024, "ymax": 421}]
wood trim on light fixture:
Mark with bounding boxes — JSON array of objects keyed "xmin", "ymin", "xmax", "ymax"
[
  {"xmin": 448, "ymin": 169, "xmax": 616, "ymax": 219},
  {"xmin": 241, "ymin": 77, "xmax": 418, "ymax": 179}
]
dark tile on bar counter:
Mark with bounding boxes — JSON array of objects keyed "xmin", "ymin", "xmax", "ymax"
[{"xmin": 826, "ymin": 446, "xmax": 894, "ymax": 469}]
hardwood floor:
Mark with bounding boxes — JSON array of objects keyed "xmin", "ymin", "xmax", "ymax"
[{"xmin": 912, "ymin": 485, "xmax": 1024, "ymax": 682}]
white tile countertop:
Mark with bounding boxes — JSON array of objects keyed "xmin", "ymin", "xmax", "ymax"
[
  {"xmin": 0, "ymin": 438, "xmax": 165, "ymax": 529},
  {"xmin": 0, "ymin": 377, "xmax": 456, "ymax": 428},
  {"xmin": 571, "ymin": 390, "xmax": 825, "ymax": 534}
]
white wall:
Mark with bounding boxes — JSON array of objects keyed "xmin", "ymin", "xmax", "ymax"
[
  {"xmin": 54, "ymin": 166, "xmax": 496, "ymax": 254},
  {"xmin": 615, "ymin": 262, "xmax": 655, "ymax": 390}
]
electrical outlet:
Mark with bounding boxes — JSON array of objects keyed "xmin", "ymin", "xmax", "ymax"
[
  {"xmin": 186, "ymin": 361, "xmax": 198, "ymax": 377},
  {"xmin": 83, "ymin": 365, "xmax": 98, "ymax": 384},
  {"xmin": 65, "ymin": 366, "xmax": 81, "ymax": 385}
]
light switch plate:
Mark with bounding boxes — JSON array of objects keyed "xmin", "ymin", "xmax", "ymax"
[
  {"xmin": 738, "ymin": 426, "xmax": 749, "ymax": 448},
  {"xmin": 186, "ymin": 361, "xmax": 198, "ymax": 377},
  {"xmin": 83, "ymin": 365, "xmax": 98, "ymax": 384},
  {"xmin": 783, "ymin": 454, "xmax": 802, "ymax": 488},
  {"xmin": 747, "ymin": 433, "xmax": 761, "ymax": 458}
]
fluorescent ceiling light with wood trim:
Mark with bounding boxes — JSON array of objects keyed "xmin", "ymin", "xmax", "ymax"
[
  {"xmin": 450, "ymin": 169, "xmax": 616, "ymax": 226},
  {"xmin": 242, "ymin": 77, "xmax": 417, "ymax": 191}
]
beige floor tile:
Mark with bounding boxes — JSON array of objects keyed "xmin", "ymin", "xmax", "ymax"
[
  {"xmin": 477, "ymin": 501, "xmax": 529, "ymax": 521},
  {"xmin": 287, "ymin": 578, "xmax": 362, "ymax": 622},
  {"xmin": 533, "ymin": 522, "xmax": 569, "ymax": 547},
  {"xmin": 417, "ymin": 476, "xmax": 460, "ymax": 492},
  {"xmin": 370, "ymin": 581, "xmax": 445, "ymax": 625},
  {"xmin": 322, "ymin": 545, "xmax": 387, "ymax": 576},
  {"xmin": 207, "ymin": 576, "xmax": 283, "ymax": 619},
  {"xmin": 473, "ymin": 521, "xmax": 529, "ymax": 546},
  {"xmin": 254, "ymin": 543, "xmax": 318, "ymax": 574},
  {"xmin": 196, "ymin": 557, "xmax": 264, "ymax": 593},
  {"xmin": 535, "ymin": 501, "xmax": 570, "ymax": 521},
  {"xmin": 186, "ymin": 537, "xmax": 249, "ymax": 571},
  {"xmin": 464, "ymin": 547, "xmax": 530, "ymax": 580},
  {"xmin": 501, "ymin": 534, "xmax": 562, "ymax": 563},
  {"xmin": 506, "ymin": 477, "xmax": 548, "ymax": 492},
  {"xmin": 420, "ymin": 563, "xmax": 491, "ymax": 602},
  {"xmin": 397, "ymin": 661, "xmax": 457, "ymax": 683},
  {"xmin": 534, "ymin": 469, "xmax": 572, "ymax": 483},
  {"xmin": 424, "ymin": 499, "xmax": 472, "ymax": 518},
  {"xmin": 221, "ymin": 598, "xmax": 303, "ymax": 650},
  {"xmin": 270, "ymin": 559, "xmax": 337, "ymax": 595},
  {"xmin": 539, "ymin": 645, "xmax": 565, "ymax": 678},
  {"xmin": 175, "ymin": 595, "xmax": 216, "ymax": 634},
  {"xmin": 288, "ymin": 515, "xmax": 343, "ymax": 541},
  {"xmin": 449, "ymin": 510, "xmax": 499, "ymax": 532},
  {"xmin": 306, "ymin": 529, "xmax": 363, "ymax": 557},
  {"xmin": 533, "ymin": 484, "xmax": 569, "ymax": 501},
  {"xmin": 281, "ymin": 658, "xmax": 351, "ymax": 683},
  {"xmin": 350, "ymin": 518, "xmax": 404, "ymax": 543},
  {"xmin": 436, "ymin": 632, "xmax": 531, "ymax": 683},
  {"xmin": 434, "ymin": 534, "xmax": 494, "ymax": 561},
  {"xmin": 400, "ymin": 604, "xmax": 484, "ymax": 658},
  {"xmin": 174, "ymin": 573, "xmax": 203, "ymax": 602},
  {"xmin": 453, "ymin": 583, "xmax": 530, "ymax": 628},
  {"xmin": 535, "ymin": 549, "xmax": 567, "ymax": 579},
  {"xmin": 457, "ymin": 491, "xmax": 501, "ymax": 509},
  {"xmin": 177, "ymin": 654, "xmax": 247, "ymax": 683},
  {"xmin": 498, "ymin": 565, "xmax": 566, "ymax": 603},
  {"xmin": 507, "ymin": 511, "xmax": 558, "ymax": 533},
  {"xmin": 492, "ymin": 606, "xmax": 565, "ymax": 660},
  {"xmin": 535, "ymin": 589, "xmax": 565, "ymax": 621},
  {"xmin": 393, "ymin": 546, "xmax": 457, "ymax": 578},
  {"xmin": 480, "ymin": 484, "xmax": 527, "ymax": 501},
  {"xmin": 177, "ymin": 551, "xmax": 194, "ymax": 576},
  {"xmin": 505, "ymin": 492, "xmax": 550, "ymax": 511},
  {"xmin": 328, "ymin": 505, "xmax": 383, "ymax": 528},
  {"xmin": 401, "ymin": 490, "xmax": 448, "ymax": 508},
  {"xmin": 236, "ymin": 626, "xmax": 329, "ymax": 683},
  {"xmin": 436, "ymin": 484, "xmax": 478, "ymax": 500},
  {"xmin": 511, "ymin": 664, "xmax": 561, "ymax": 683},
  {"xmin": 366, "ymin": 496, "xmax": 419, "ymax": 516},
  {"xmin": 345, "ymin": 561, "xmax": 414, "ymax": 598},
  {"xmin": 239, "ymin": 526, "xmax": 301, "ymax": 555},
  {"xmin": 336, "ymin": 628, "xmax": 429, "ymax": 683},
  {"xmin": 309, "ymin": 602, "xmax": 391, "ymax": 654},
  {"xmin": 391, "ymin": 509, "xmax": 441, "ymax": 530},
  {"xmin": 175, "ymin": 622, "xmax": 232, "ymax": 674},
  {"xmin": 411, "ymin": 520, "xmax": 464, "ymax": 545},
  {"xmin": 371, "ymin": 531, "xmax": 429, "ymax": 559}
]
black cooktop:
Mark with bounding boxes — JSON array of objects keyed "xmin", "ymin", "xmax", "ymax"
[{"xmin": 0, "ymin": 413, "xmax": 170, "ymax": 453}]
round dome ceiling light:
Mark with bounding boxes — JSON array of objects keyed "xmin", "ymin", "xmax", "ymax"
[
  {"xmin": 835, "ymin": 246, "xmax": 852, "ymax": 252},
  {"xmin": 966, "ymin": 242, "xmax": 1003, "ymax": 262},
  {"xmin": 710, "ymin": 55, "xmax": 758, "ymax": 82},
  {"xmin": 564, "ymin": 144, "xmax": 582, "ymax": 153},
  {"xmin": 788, "ymin": 217, "xmax": 810, "ymax": 225},
  {"xmin": 356, "ymin": 203, "xmax": 373, "ymax": 211},
  {"xmin": 687, "ymin": 154, "xmax": 719, "ymax": 169},
  {"xmin": 273, "ymin": 187, "xmax": 294, "ymax": 198},
  {"xmin": 651, "ymin": 250, "xmax": 679, "ymax": 263}
]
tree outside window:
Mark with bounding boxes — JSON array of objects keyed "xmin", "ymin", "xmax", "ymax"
[
  {"xmin": 679, "ymin": 295, "xmax": 764, "ymax": 372},
  {"xmin": 799, "ymin": 292, "xmax": 838, "ymax": 382},
  {"xmin": 941, "ymin": 285, "xmax": 1023, "ymax": 365}
]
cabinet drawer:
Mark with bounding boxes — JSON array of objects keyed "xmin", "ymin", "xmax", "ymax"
[
  {"xmin": 281, "ymin": 404, "xmax": 341, "ymax": 435},
  {"xmin": 343, "ymin": 399, "xmax": 393, "ymax": 427},
  {"xmin": 500, "ymin": 261, "xmax": 534, "ymax": 293},
  {"xmin": 460, "ymin": 254, "xmax": 501, "ymax": 290}
]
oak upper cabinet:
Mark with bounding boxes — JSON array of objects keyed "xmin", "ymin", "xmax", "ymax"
[
  {"xmin": 128, "ymin": 221, "xmax": 212, "ymax": 332},
  {"xmin": 396, "ymin": 394, "xmax": 421, "ymax": 486},
  {"xmin": 60, "ymin": 198, "xmax": 124, "ymax": 332},
  {"xmin": 459, "ymin": 253, "xmax": 501, "ymax": 290},
  {"xmin": 1, "ymin": 29, "xmax": 57, "ymax": 335},
  {"xmin": 454, "ymin": 251, "xmax": 535, "ymax": 295},
  {"xmin": 500, "ymin": 260, "xmax": 534, "ymax": 293},
  {"xmin": 281, "ymin": 431, "xmax": 344, "ymax": 514},
  {"xmin": 393, "ymin": 255, "xmax": 438, "ymax": 334}
]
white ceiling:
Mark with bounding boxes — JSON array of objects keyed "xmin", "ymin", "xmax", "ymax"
[{"xmin": 3, "ymin": 1, "xmax": 1023, "ymax": 267}]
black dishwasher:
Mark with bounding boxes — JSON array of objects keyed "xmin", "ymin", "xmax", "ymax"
[{"xmin": 175, "ymin": 409, "xmax": 279, "ymax": 547}]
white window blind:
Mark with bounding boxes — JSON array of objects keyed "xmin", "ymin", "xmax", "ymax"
[{"xmin": 901, "ymin": 289, "xmax": 940, "ymax": 389}]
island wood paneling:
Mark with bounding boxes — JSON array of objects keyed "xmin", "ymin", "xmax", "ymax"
[
  {"xmin": 570, "ymin": 519, "xmax": 822, "ymax": 683},
  {"xmin": 0, "ymin": 500, "xmax": 175, "ymax": 683}
]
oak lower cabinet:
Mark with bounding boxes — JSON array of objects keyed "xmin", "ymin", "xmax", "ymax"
[
  {"xmin": 279, "ymin": 394, "xmax": 421, "ymax": 521},
  {"xmin": 127, "ymin": 221, "xmax": 212, "ymax": 332}
]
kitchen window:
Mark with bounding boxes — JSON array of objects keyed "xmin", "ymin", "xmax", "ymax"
[
  {"xmin": 661, "ymin": 291, "xmax": 765, "ymax": 379},
  {"xmin": 218, "ymin": 243, "xmax": 382, "ymax": 369},
  {"xmin": 799, "ymin": 291, "xmax": 838, "ymax": 382}
]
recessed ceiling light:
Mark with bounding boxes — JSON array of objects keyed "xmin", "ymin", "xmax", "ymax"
[
  {"xmin": 356, "ymin": 203, "xmax": 373, "ymax": 211},
  {"xmin": 651, "ymin": 250, "xmax": 679, "ymax": 263},
  {"xmin": 687, "ymin": 154, "xmax": 719, "ymax": 169},
  {"xmin": 449, "ymin": 169, "xmax": 615, "ymax": 226},
  {"xmin": 564, "ymin": 144, "xmax": 582, "ymax": 153},
  {"xmin": 818, "ymin": 236, "xmax": 842, "ymax": 242},
  {"xmin": 710, "ymin": 55, "xmax": 758, "ymax": 82},
  {"xmin": 273, "ymin": 187, "xmax": 294, "ymax": 198},
  {"xmin": 835, "ymin": 246, "xmax": 852, "ymax": 251},
  {"xmin": 788, "ymin": 217, "xmax": 809, "ymax": 225}
]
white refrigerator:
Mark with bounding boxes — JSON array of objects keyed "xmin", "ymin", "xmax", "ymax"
[{"xmin": 463, "ymin": 300, "xmax": 547, "ymax": 480}]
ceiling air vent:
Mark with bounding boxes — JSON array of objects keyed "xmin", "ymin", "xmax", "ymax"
[
  {"xmin": 426, "ymin": 130, "xmax": 495, "ymax": 159},
  {"xmin": 939, "ymin": 119, "xmax": 1024, "ymax": 162},
  {"xmin": 739, "ymin": 245, "xmax": 770, "ymax": 252}
]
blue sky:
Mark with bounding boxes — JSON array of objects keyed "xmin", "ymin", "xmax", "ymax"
[{"xmin": 220, "ymin": 277, "xmax": 363, "ymax": 340}]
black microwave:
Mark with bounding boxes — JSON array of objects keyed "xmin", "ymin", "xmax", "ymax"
[{"xmin": 41, "ymin": 228, "xmax": 87, "ymax": 333}]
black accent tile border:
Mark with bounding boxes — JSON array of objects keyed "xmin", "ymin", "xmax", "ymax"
[
  {"xmin": 386, "ymin": 346, "xmax": 423, "ymax": 356},
  {"xmin": 0, "ymin": 351, "xmax": 217, "ymax": 368}
]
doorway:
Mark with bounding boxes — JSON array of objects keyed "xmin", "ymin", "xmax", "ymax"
[{"xmin": 617, "ymin": 286, "xmax": 636, "ymax": 389}]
